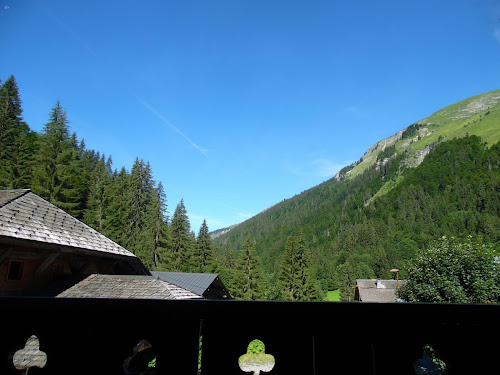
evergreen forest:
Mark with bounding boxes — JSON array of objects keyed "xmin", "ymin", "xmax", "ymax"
[
  {"xmin": 215, "ymin": 135, "xmax": 500, "ymax": 300},
  {"xmin": 0, "ymin": 76, "xmax": 214, "ymax": 273}
]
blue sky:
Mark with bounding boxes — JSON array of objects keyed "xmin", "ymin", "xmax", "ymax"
[{"xmin": 1, "ymin": 0, "xmax": 500, "ymax": 232}]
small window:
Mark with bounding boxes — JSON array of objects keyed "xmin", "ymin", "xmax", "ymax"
[{"xmin": 7, "ymin": 261, "xmax": 23, "ymax": 280}]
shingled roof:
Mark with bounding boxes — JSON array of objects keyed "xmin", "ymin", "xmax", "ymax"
[
  {"xmin": 0, "ymin": 189, "xmax": 135, "ymax": 258},
  {"xmin": 56, "ymin": 274, "xmax": 203, "ymax": 300},
  {"xmin": 151, "ymin": 272, "xmax": 218, "ymax": 296}
]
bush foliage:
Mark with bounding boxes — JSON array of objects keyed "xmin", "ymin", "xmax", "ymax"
[{"xmin": 398, "ymin": 236, "xmax": 500, "ymax": 303}]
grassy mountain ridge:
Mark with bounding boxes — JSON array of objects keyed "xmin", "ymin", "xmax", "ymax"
[
  {"xmin": 345, "ymin": 89, "xmax": 500, "ymax": 179},
  {"xmin": 213, "ymin": 90, "xmax": 500, "ymax": 294}
]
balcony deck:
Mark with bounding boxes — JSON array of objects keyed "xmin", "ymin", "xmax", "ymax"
[{"xmin": 1, "ymin": 297, "xmax": 497, "ymax": 374}]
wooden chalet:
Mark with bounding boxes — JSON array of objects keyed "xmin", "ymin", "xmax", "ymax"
[
  {"xmin": 152, "ymin": 271, "xmax": 233, "ymax": 299},
  {"xmin": 0, "ymin": 189, "xmax": 151, "ymax": 296}
]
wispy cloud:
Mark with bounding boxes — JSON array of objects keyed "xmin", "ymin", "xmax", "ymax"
[
  {"xmin": 495, "ymin": 27, "xmax": 500, "ymax": 44},
  {"xmin": 137, "ymin": 98, "xmax": 208, "ymax": 156},
  {"xmin": 4, "ymin": 5, "xmax": 10, "ymax": 10},
  {"xmin": 37, "ymin": 2, "xmax": 97, "ymax": 57},
  {"xmin": 289, "ymin": 158, "xmax": 348, "ymax": 178}
]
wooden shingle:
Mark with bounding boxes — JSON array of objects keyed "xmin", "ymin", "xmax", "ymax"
[{"xmin": 0, "ymin": 190, "xmax": 135, "ymax": 258}]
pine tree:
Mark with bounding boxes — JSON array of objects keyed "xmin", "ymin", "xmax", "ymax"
[
  {"xmin": 63, "ymin": 132, "xmax": 88, "ymax": 218},
  {"xmin": 0, "ymin": 76, "xmax": 23, "ymax": 140},
  {"xmin": 233, "ymin": 236, "xmax": 266, "ymax": 300},
  {"xmin": 277, "ymin": 233, "xmax": 320, "ymax": 301},
  {"xmin": 192, "ymin": 219, "xmax": 213, "ymax": 272},
  {"xmin": 124, "ymin": 158, "xmax": 156, "ymax": 266},
  {"xmin": 338, "ymin": 256, "xmax": 356, "ymax": 301},
  {"xmin": 278, "ymin": 235, "xmax": 300, "ymax": 300},
  {"xmin": 295, "ymin": 233, "xmax": 321, "ymax": 301},
  {"xmin": 84, "ymin": 155, "xmax": 111, "ymax": 232},
  {"xmin": 32, "ymin": 101, "xmax": 85, "ymax": 217},
  {"xmin": 149, "ymin": 182, "xmax": 171, "ymax": 270},
  {"xmin": 169, "ymin": 199, "xmax": 193, "ymax": 271},
  {"xmin": 0, "ymin": 76, "xmax": 36, "ymax": 189},
  {"xmin": 102, "ymin": 166, "xmax": 129, "ymax": 245}
]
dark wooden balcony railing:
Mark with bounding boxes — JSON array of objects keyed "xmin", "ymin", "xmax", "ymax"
[{"xmin": 1, "ymin": 297, "xmax": 498, "ymax": 374}]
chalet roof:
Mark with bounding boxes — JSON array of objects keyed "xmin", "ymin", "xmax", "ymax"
[
  {"xmin": 56, "ymin": 274, "xmax": 203, "ymax": 300},
  {"xmin": 151, "ymin": 271, "xmax": 219, "ymax": 296},
  {"xmin": 355, "ymin": 279, "xmax": 407, "ymax": 303},
  {"xmin": 0, "ymin": 189, "xmax": 135, "ymax": 258}
]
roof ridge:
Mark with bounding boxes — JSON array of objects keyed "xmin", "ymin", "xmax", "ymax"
[
  {"xmin": 152, "ymin": 271, "xmax": 219, "ymax": 278},
  {"xmin": 160, "ymin": 279, "xmax": 204, "ymax": 298},
  {"xmin": 156, "ymin": 278, "xmax": 175, "ymax": 296},
  {"xmin": 0, "ymin": 189, "xmax": 31, "ymax": 208}
]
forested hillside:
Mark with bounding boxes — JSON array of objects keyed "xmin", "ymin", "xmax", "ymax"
[
  {"xmin": 214, "ymin": 91, "xmax": 500, "ymax": 300},
  {"xmin": 0, "ymin": 75, "xmax": 212, "ymax": 273}
]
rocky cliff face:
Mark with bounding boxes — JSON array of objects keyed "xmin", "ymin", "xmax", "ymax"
[
  {"xmin": 450, "ymin": 92, "xmax": 500, "ymax": 120},
  {"xmin": 345, "ymin": 89, "xmax": 500, "ymax": 180},
  {"xmin": 363, "ymin": 130, "xmax": 404, "ymax": 156}
]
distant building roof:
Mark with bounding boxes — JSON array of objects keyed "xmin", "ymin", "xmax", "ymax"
[
  {"xmin": 152, "ymin": 271, "xmax": 233, "ymax": 299},
  {"xmin": 0, "ymin": 189, "xmax": 135, "ymax": 258},
  {"xmin": 56, "ymin": 274, "xmax": 203, "ymax": 300},
  {"xmin": 355, "ymin": 279, "xmax": 407, "ymax": 303}
]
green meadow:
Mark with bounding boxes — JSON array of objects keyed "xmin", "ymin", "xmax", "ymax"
[{"xmin": 325, "ymin": 290, "xmax": 341, "ymax": 302}]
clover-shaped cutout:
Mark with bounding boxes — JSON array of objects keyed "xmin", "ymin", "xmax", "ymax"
[
  {"xmin": 123, "ymin": 339, "xmax": 157, "ymax": 375},
  {"xmin": 13, "ymin": 335, "xmax": 47, "ymax": 373},
  {"xmin": 238, "ymin": 339, "xmax": 275, "ymax": 375},
  {"xmin": 413, "ymin": 344, "xmax": 446, "ymax": 375}
]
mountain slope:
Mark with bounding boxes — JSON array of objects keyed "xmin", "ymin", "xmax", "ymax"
[
  {"xmin": 344, "ymin": 89, "xmax": 500, "ymax": 180},
  {"xmin": 213, "ymin": 90, "xmax": 500, "ymax": 296}
]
